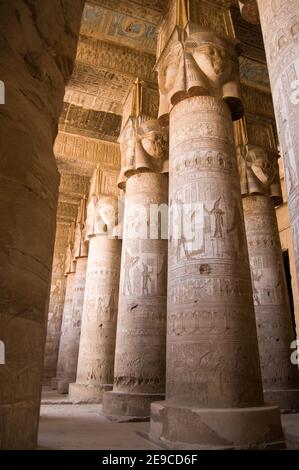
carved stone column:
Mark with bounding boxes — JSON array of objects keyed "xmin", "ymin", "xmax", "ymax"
[
  {"xmin": 0, "ymin": 0, "xmax": 84, "ymax": 449},
  {"xmin": 240, "ymin": 0, "xmax": 299, "ymax": 292},
  {"xmin": 43, "ymin": 222, "xmax": 69, "ymax": 385},
  {"xmin": 149, "ymin": 0, "xmax": 284, "ymax": 449},
  {"xmin": 235, "ymin": 117, "xmax": 299, "ymax": 411},
  {"xmin": 69, "ymin": 167, "xmax": 121, "ymax": 403},
  {"xmin": 102, "ymin": 82, "xmax": 168, "ymax": 419},
  {"xmin": 51, "ymin": 222, "xmax": 77, "ymax": 390},
  {"xmin": 57, "ymin": 197, "xmax": 88, "ymax": 394}
]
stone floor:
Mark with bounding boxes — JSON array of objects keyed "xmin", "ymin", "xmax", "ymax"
[{"xmin": 38, "ymin": 390, "xmax": 299, "ymax": 450}]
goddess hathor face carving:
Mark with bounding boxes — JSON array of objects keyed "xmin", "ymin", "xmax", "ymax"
[
  {"xmin": 140, "ymin": 126, "xmax": 168, "ymax": 160},
  {"xmin": 246, "ymin": 146, "xmax": 275, "ymax": 188},
  {"xmin": 159, "ymin": 34, "xmax": 235, "ymax": 95}
]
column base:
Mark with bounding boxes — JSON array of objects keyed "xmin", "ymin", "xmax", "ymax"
[
  {"xmin": 57, "ymin": 380, "xmax": 70, "ymax": 394},
  {"xmin": 264, "ymin": 388, "xmax": 299, "ymax": 413},
  {"xmin": 103, "ymin": 391, "xmax": 165, "ymax": 421},
  {"xmin": 149, "ymin": 401, "xmax": 285, "ymax": 449},
  {"xmin": 69, "ymin": 383, "xmax": 113, "ymax": 404}
]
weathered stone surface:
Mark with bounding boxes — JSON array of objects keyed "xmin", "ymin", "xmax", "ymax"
[
  {"xmin": 0, "ymin": 0, "xmax": 84, "ymax": 449},
  {"xmin": 243, "ymin": 195, "xmax": 299, "ymax": 411},
  {"xmin": 149, "ymin": 1, "xmax": 284, "ymax": 447},
  {"xmin": 69, "ymin": 235, "xmax": 121, "ymax": 403},
  {"xmin": 256, "ymin": 0, "xmax": 299, "ymax": 291},
  {"xmin": 43, "ymin": 223, "xmax": 69, "ymax": 385},
  {"xmin": 69, "ymin": 165, "xmax": 121, "ymax": 404},
  {"xmin": 52, "ymin": 272, "xmax": 76, "ymax": 390},
  {"xmin": 103, "ymin": 81, "xmax": 168, "ymax": 418},
  {"xmin": 104, "ymin": 173, "xmax": 168, "ymax": 418},
  {"xmin": 57, "ymin": 197, "xmax": 88, "ymax": 394}
]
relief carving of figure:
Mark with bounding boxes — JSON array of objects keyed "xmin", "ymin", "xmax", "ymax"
[
  {"xmin": 205, "ymin": 198, "xmax": 225, "ymax": 238},
  {"xmin": 123, "ymin": 251, "xmax": 139, "ymax": 295},
  {"xmin": 141, "ymin": 263, "xmax": 153, "ymax": 296}
]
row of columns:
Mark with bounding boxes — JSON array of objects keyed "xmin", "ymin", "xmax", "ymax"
[{"xmin": 43, "ymin": 0, "xmax": 299, "ymax": 450}]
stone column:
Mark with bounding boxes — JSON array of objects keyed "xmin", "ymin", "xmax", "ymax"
[
  {"xmin": 235, "ymin": 117, "xmax": 299, "ymax": 411},
  {"xmin": 43, "ymin": 222, "xmax": 69, "ymax": 385},
  {"xmin": 57, "ymin": 197, "xmax": 88, "ymax": 394},
  {"xmin": 0, "ymin": 0, "xmax": 84, "ymax": 449},
  {"xmin": 51, "ymin": 222, "xmax": 77, "ymax": 390},
  {"xmin": 103, "ymin": 82, "xmax": 169, "ymax": 419},
  {"xmin": 149, "ymin": 0, "xmax": 284, "ymax": 449},
  {"xmin": 239, "ymin": 0, "xmax": 299, "ymax": 291},
  {"xmin": 69, "ymin": 167, "xmax": 121, "ymax": 403}
]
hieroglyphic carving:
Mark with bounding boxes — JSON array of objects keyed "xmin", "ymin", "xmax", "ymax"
[
  {"xmin": 81, "ymin": 2, "xmax": 157, "ymax": 54},
  {"xmin": 102, "ymin": 80, "xmax": 168, "ymax": 416},
  {"xmin": 55, "ymin": 132, "xmax": 121, "ymax": 177},
  {"xmin": 113, "ymin": 172, "xmax": 168, "ymax": 401},
  {"xmin": 69, "ymin": 166, "xmax": 122, "ymax": 403},
  {"xmin": 167, "ymin": 96, "xmax": 263, "ymax": 407},
  {"xmin": 43, "ymin": 223, "xmax": 69, "ymax": 383},
  {"xmin": 255, "ymin": 0, "xmax": 299, "ymax": 284},
  {"xmin": 76, "ymin": 36, "xmax": 156, "ymax": 82},
  {"xmin": 56, "ymin": 198, "xmax": 89, "ymax": 393},
  {"xmin": 59, "ymin": 102, "xmax": 122, "ymax": 142},
  {"xmin": 235, "ymin": 115, "xmax": 299, "ymax": 408},
  {"xmin": 243, "ymin": 195, "xmax": 299, "ymax": 401}
]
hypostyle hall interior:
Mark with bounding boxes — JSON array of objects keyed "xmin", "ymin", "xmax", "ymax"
[{"xmin": 1, "ymin": 0, "xmax": 299, "ymax": 451}]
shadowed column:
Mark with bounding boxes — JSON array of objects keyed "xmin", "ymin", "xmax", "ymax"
[
  {"xmin": 57, "ymin": 197, "xmax": 88, "ymax": 394},
  {"xmin": 0, "ymin": 0, "xmax": 84, "ymax": 449},
  {"xmin": 235, "ymin": 116, "xmax": 299, "ymax": 411}
]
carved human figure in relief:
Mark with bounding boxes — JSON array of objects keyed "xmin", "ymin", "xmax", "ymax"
[
  {"xmin": 141, "ymin": 263, "xmax": 153, "ymax": 296},
  {"xmin": 123, "ymin": 251, "xmax": 139, "ymax": 295},
  {"xmin": 157, "ymin": 31, "xmax": 243, "ymax": 122},
  {"xmin": 205, "ymin": 198, "xmax": 225, "ymax": 238}
]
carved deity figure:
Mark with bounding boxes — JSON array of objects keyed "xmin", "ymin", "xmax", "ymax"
[
  {"xmin": 118, "ymin": 119, "xmax": 169, "ymax": 189},
  {"xmin": 123, "ymin": 251, "xmax": 139, "ymax": 295},
  {"xmin": 237, "ymin": 144, "xmax": 282, "ymax": 204},
  {"xmin": 141, "ymin": 263, "xmax": 153, "ymax": 296},
  {"xmin": 157, "ymin": 31, "xmax": 243, "ymax": 122},
  {"xmin": 205, "ymin": 198, "xmax": 225, "ymax": 238}
]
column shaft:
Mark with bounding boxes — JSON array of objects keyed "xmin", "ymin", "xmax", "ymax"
[
  {"xmin": 53, "ymin": 272, "xmax": 76, "ymax": 389},
  {"xmin": 69, "ymin": 236, "xmax": 121, "ymax": 402},
  {"xmin": 57, "ymin": 256, "xmax": 88, "ymax": 393},
  {"xmin": 257, "ymin": 0, "xmax": 299, "ymax": 288},
  {"xmin": 243, "ymin": 194, "xmax": 299, "ymax": 410},
  {"xmin": 103, "ymin": 173, "xmax": 168, "ymax": 417},
  {"xmin": 0, "ymin": 0, "xmax": 84, "ymax": 449},
  {"xmin": 43, "ymin": 223, "xmax": 69, "ymax": 385}
]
